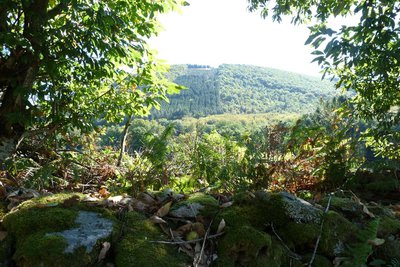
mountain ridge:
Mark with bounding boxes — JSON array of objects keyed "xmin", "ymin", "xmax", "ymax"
[{"xmin": 151, "ymin": 64, "xmax": 336, "ymax": 119}]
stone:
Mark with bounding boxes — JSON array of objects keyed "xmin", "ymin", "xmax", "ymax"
[
  {"xmin": 169, "ymin": 193, "xmax": 219, "ymax": 218},
  {"xmin": 2, "ymin": 193, "xmax": 115, "ymax": 267},
  {"xmin": 270, "ymin": 192, "xmax": 323, "ymax": 224},
  {"xmin": 46, "ymin": 211, "xmax": 113, "ymax": 253}
]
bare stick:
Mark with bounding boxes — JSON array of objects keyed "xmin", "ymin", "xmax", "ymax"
[
  {"xmin": 150, "ymin": 232, "xmax": 225, "ymax": 245},
  {"xmin": 308, "ymin": 195, "xmax": 332, "ymax": 267},
  {"xmin": 194, "ymin": 216, "xmax": 214, "ymax": 267},
  {"xmin": 271, "ymin": 223, "xmax": 302, "ymax": 261}
]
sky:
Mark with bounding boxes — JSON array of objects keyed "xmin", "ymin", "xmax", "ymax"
[{"xmin": 149, "ymin": 0, "xmax": 322, "ymax": 77}]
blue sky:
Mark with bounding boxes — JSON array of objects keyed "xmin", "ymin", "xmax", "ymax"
[{"xmin": 149, "ymin": 0, "xmax": 322, "ymax": 77}]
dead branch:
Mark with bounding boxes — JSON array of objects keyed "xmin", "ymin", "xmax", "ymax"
[
  {"xmin": 270, "ymin": 223, "xmax": 302, "ymax": 261},
  {"xmin": 149, "ymin": 232, "xmax": 225, "ymax": 245},
  {"xmin": 308, "ymin": 195, "xmax": 332, "ymax": 267}
]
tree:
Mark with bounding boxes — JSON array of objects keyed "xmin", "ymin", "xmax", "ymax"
[
  {"xmin": 0, "ymin": 0, "xmax": 183, "ymax": 162},
  {"xmin": 247, "ymin": 0, "xmax": 400, "ymax": 159}
]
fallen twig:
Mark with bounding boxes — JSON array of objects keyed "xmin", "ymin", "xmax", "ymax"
[
  {"xmin": 149, "ymin": 232, "xmax": 225, "ymax": 245},
  {"xmin": 270, "ymin": 223, "xmax": 302, "ymax": 261},
  {"xmin": 194, "ymin": 217, "xmax": 214, "ymax": 267},
  {"xmin": 308, "ymin": 195, "xmax": 332, "ymax": 267}
]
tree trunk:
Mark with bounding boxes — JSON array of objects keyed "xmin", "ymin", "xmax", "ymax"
[
  {"xmin": 0, "ymin": 62, "xmax": 39, "ymax": 163},
  {"xmin": 117, "ymin": 115, "xmax": 133, "ymax": 167},
  {"xmin": 0, "ymin": 0, "xmax": 49, "ymax": 164}
]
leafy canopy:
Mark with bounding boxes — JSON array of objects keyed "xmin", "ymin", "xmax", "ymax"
[
  {"xmin": 0, "ymin": 0, "xmax": 182, "ymax": 139},
  {"xmin": 247, "ymin": 0, "xmax": 400, "ymax": 158}
]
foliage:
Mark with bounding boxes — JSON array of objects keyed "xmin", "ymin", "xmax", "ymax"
[
  {"xmin": 247, "ymin": 0, "xmax": 400, "ymax": 158},
  {"xmin": 3, "ymin": 129, "xmax": 118, "ymax": 190},
  {"xmin": 0, "ymin": 0, "xmax": 183, "ymax": 163},
  {"xmin": 284, "ymin": 97, "xmax": 364, "ymax": 190},
  {"xmin": 97, "ymin": 97, "xmax": 370, "ymax": 194},
  {"xmin": 5, "ymin": 95, "xmax": 392, "ymax": 196}
]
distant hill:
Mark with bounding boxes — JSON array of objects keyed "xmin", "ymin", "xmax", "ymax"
[{"xmin": 150, "ymin": 64, "xmax": 336, "ymax": 119}]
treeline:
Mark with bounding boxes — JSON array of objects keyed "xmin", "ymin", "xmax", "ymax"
[
  {"xmin": 6, "ymin": 96, "xmax": 398, "ymax": 195},
  {"xmin": 100, "ymin": 97, "xmax": 399, "ymax": 194},
  {"xmin": 150, "ymin": 64, "xmax": 336, "ymax": 119}
]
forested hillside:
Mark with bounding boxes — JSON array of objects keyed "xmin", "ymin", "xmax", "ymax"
[{"xmin": 151, "ymin": 64, "xmax": 336, "ymax": 119}]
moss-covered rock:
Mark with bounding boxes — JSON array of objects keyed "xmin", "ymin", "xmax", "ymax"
[
  {"xmin": 319, "ymin": 211, "xmax": 357, "ymax": 257},
  {"xmin": 15, "ymin": 193, "xmax": 85, "ymax": 210},
  {"xmin": 365, "ymin": 179, "xmax": 399, "ymax": 193},
  {"xmin": 321, "ymin": 196, "xmax": 360, "ymax": 213},
  {"xmin": 154, "ymin": 188, "xmax": 184, "ymax": 202},
  {"xmin": 280, "ymin": 222, "xmax": 320, "ymax": 250},
  {"xmin": 262, "ymin": 192, "xmax": 323, "ymax": 226},
  {"xmin": 216, "ymin": 225, "xmax": 272, "ymax": 266},
  {"xmin": 0, "ymin": 201, "xmax": 7, "ymax": 220},
  {"xmin": 2, "ymin": 193, "xmax": 115, "ymax": 267},
  {"xmin": 169, "ymin": 192, "xmax": 219, "ymax": 218},
  {"xmin": 215, "ymin": 191, "xmax": 365, "ymax": 265},
  {"xmin": 301, "ymin": 254, "xmax": 333, "ymax": 267},
  {"xmin": 217, "ymin": 204, "xmax": 267, "ymax": 229},
  {"xmin": 273, "ymin": 211, "xmax": 356, "ymax": 258},
  {"xmin": 115, "ymin": 212, "xmax": 189, "ymax": 267},
  {"xmin": 255, "ymin": 239, "xmax": 294, "ymax": 267},
  {"xmin": 13, "ymin": 232, "xmax": 93, "ymax": 267},
  {"xmin": 374, "ymin": 238, "xmax": 400, "ymax": 261},
  {"xmin": 0, "ymin": 235, "xmax": 13, "ymax": 267},
  {"xmin": 374, "ymin": 216, "xmax": 400, "ymax": 262},
  {"xmin": 3, "ymin": 208, "xmax": 78, "ymax": 240},
  {"xmin": 216, "ymin": 192, "xmax": 328, "ymax": 266},
  {"xmin": 378, "ymin": 216, "xmax": 400, "ymax": 236}
]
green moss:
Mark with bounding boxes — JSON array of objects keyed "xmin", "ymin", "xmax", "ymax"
[
  {"xmin": 301, "ymin": 254, "xmax": 333, "ymax": 267},
  {"xmin": 186, "ymin": 192, "xmax": 218, "ymax": 206},
  {"xmin": 3, "ymin": 195, "xmax": 116, "ymax": 267},
  {"xmin": 374, "ymin": 239, "xmax": 400, "ymax": 261},
  {"xmin": 378, "ymin": 216, "xmax": 400, "ymax": 236},
  {"xmin": 0, "ymin": 235, "xmax": 14, "ymax": 266},
  {"xmin": 0, "ymin": 201, "xmax": 7, "ymax": 220},
  {"xmin": 281, "ymin": 222, "xmax": 319, "ymax": 249},
  {"xmin": 367, "ymin": 205, "xmax": 395, "ymax": 217},
  {"xmin": 232, "ymin": 191, "xmax": 258, "ymax": 205},
  {"xmin": 321, "ymin": 197, "xmax": 359, "ymax": 213},
  {"xmin": 217, "ymin": 225, "xmax": 272, "ymax": 266},
  {"xmin": 115, "ymin": 212, "xmax": 189, "ymax": 267},
  {"xmin": 13, "ymin": 232, "xmax": 91, "ymax": 267},
  {"xmin": 3, "ymin": 207, "xmax": 77, "ymax": 240},
  {"xmin": 249, "ymin": 238, "xmax": 293, "ymax": 267},
  {"xmin": 261, "ymin": 194, "xmax": 288, "ymax": 226},
  {"xmin": 171, "ymin": 192, "xmax": 219, "ymax": 217},
  {"xmin": 217, "ymin": 205, "xmax": 267, "ymax": 229},
  {"xmin": 16, "ymin": 193, "xmax": 85, "ymax": 210},
  {"xmin": 365, "ymin": 179, "xmax": 399, "ymax": 193},
  {"xmin": 319, "ymin": 211, "xmax": 357, "ymax": 257}
]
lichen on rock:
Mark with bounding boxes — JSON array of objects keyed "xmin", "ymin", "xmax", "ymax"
[
  {"xmin": 278, "ymin": 192, "xmax": 322, "ymax": 224},
  {"xmin": 46, "ymin": 211, "xmax": 113, "ymax": 253}
]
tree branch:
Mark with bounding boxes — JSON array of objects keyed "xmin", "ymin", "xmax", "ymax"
[
  {"xmin": 47, "ymin": 1, "xmax": 72, "ymax": 20},
  {"xmin": 149, "ymin": 232, "xmax": 225, "ymax": 245}
]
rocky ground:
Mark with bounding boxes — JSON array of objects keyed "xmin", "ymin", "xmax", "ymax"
[{"xmin": 0, "ymin": 185, "xmax": 399, "ymax": 267}]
